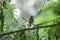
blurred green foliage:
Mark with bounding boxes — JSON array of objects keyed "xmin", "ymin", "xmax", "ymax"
[{"xmin": 0, "ymin": 0, "xmax": 60, "ymax": 40}]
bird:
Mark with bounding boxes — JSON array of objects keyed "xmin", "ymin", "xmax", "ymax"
[{"xmin": 29, "ymin": 15, "xmax": 34, "ymax": 26}]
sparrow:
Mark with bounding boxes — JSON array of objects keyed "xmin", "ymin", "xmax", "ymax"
[{"xmin": 29, "ymin": 15, "xmax": 34, "ymax": 26}]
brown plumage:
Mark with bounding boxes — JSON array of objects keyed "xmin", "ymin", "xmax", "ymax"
[{"xmin": 29, "ymin": 16, "xmax": 34, "ymax": 26}]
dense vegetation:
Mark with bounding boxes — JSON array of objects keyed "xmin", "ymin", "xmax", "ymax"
[{"xmin": 0, "ymin": 0, "xmax": 60, "ymax": 40}]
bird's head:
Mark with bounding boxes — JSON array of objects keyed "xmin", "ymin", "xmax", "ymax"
[{"xmin": 30, "ymin": 15, "xmax": 33, "ymax": 18}]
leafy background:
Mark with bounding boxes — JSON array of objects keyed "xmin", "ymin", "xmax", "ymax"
[{"xmin": 0, "ymin": 0, "xmax": 60, "ymax": 40}]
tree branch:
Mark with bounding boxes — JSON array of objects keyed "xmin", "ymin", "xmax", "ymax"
[
  {"xmin": 0, "ymin": 24, "xmax": 60, "ymax": 37},
  {"xmin": 36, "ymin": 17, "xmax": 60, "ymax": 25}
]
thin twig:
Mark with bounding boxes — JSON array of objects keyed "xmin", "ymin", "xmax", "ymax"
[{"xmin": 37, "ymin": 17, "xmax": 60, "ymax": 25}]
